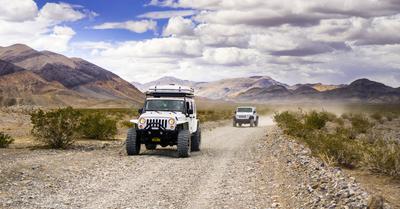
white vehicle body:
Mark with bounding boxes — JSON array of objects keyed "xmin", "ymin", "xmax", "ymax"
[
  {"xmin": 233, "ymin": 106, "xmax": 259, "ymax": 127},
  {"xmin": 126, "ymin": 84, "xmax": 201, "ymax": 157}
]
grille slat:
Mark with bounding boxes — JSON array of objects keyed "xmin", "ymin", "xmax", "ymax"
[{"xmin": 147, "ymin": 118, "xmax": 168, "ymax": 128}]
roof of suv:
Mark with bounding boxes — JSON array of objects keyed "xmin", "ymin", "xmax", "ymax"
[
  {"xmin": 146, "ymin": 84, "xmax": 194, "ymax": 98},
  {"xmin": 237, "ymin": 106, "xmax": 255, "ymax": 109}
]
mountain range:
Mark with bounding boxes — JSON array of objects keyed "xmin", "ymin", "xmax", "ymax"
[
  {"xmin": 0, "ymin": 43, "xmax": 398, "ymax": 107},
  {"xmin": 133, "ymin": 76, "xmax": 400, "ymax": 103},
  {"xmin": 0, "ymin": 44, "xmax": 144, "ymax": 107}
]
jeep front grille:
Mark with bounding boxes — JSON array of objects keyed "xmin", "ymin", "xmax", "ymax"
[{"xmin": 147, "ymin": 119, "xmax": 168, "ymax": 128}]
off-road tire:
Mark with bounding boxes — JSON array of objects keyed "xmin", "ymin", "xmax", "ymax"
[
  {"xmin": 191, "ymin": 125, "xmax": 201, "ymax": 152},
  {"xmin": 255, "ymin": 118, "xmax": 259, "ymax": 127},
  {"xmin": 233, "ymin": 120, "xmax": 237, "ymax": 127},
  {"xmin": 126, "ymin": 128, "xmax": 140, "ymax": 155},
  {"xmin": 250, "ymin": 118, "xmax": 255, "ymax": 127},
  {"xmin": 177, "ymin": 129, "xmax": 190, "ymax": 157},
  {"xmin": 145, "ymin": 144, "xmax": 157, "ymax": 150},
  {"xmin": 239, "ymin": 123, "xmax": 242, "ymax": 127}
]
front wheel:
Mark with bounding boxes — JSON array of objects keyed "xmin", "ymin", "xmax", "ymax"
[
  {"xmin": 233, "ymin": 120, "xmax": 237, "ymax": 127},
  {"xmin": 255, "ymin": 118, "xmax": 259, "ymax": 127},
  {"xmin": 126, "ymin": 128, "xmax": 140, "ymax": 155},
  {"xmin": 177, "ymin": 129, "xmax": 190, "ymax": 157},
  {"xmin": 191, "ymin": 125, "xmax": 201, "ymax": 152},
  {"xmin": 250, "ymin": 118, "xmax": 254, "ymax": 127}
]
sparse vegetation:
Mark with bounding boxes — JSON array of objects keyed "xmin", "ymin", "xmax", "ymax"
[
  {"xmin": 370, "ymin": 112, "xmax": 384, "ymax": 124},
  {"xmin": 80, "ymin": 112, "xmax": 118, "ymax": 140},
  {"xmin": 30, "ymin": 107, "xmax": 82, "ymax": 149},
  {"xmin": 348, "ymin": 113, "xmax": 372, "ymax": 134},
  {"xmin": 0, "ymin": 131, "xmax": 14, "ymax": 148},
  {"xmin": 274, "ymin": 110, "xmax": 400, "ymax": 177}
]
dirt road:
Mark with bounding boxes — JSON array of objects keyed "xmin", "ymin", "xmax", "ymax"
[{"xmin": 1, "ymin": 117, "xmax": 372, "ymax": 209}]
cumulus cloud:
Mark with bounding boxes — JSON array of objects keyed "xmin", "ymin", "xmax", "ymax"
[
  {"xmin": 162, "ymin": 16, "xmax": 195, "ymax": 36},
  {"xmin": 0, "ymin": 0, "xmax": 38, "ymax": 22},
  {"xmin": 93, "ymin": 20, "xmax": 157, "ymax": 33},
  {"xmin": 75, "ymin": 0, "xmax": 400, "ymax": 86},
  {"xmin": 137, "ymin": 10, "xmax": 197, "ymax": 19},
  {"xmin": 0, "ymin": 0, "xmax": 93, "ymax": 53}
]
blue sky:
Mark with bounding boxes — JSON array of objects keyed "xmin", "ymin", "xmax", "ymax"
[
  {"xmin": 0, "ymin": 0, "xmax": 399, "ymax": 86},
  {"xmin": 35, "ymin": 0, "xmax": 165, "ymax": 42}
]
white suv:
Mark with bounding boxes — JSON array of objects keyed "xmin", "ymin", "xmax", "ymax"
[
  {"xmin": 126, "ymin": 85, "xmax": 201, "ymax": 157},
  {"xmin": 233, "ymin": 107, "xmax": 259, "ymax": 127}
]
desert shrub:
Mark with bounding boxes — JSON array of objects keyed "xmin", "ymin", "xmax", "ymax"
[
  {"xmin": 80, "ymin": 112, "xmax": 117, "ymax": 140},
  {"xmin": 30, "ymin": 107, "xmax": 82, "ymax": 149},
  {"xmin": 197, "ymin": 109, "xmax": 233, "ymax": 122},
  {"xmin": 304, "ymin": 111, "xmax": 330, "ymax": 130},
  {"xmin": 275, "ymin": 110, "xmax": 362, "ymax": 168},
  {"xmin": 274, "ymin": 111, "xmax": 305, "ymax": 137},
  {"xmin": 0, "ymin": 132, "xmax": 14, "ymax": 148},
  {"xmin": 341, "ymin": 113, "xmax": 350, "ymax": 120},
  {"xmin": 309, "ymin": 131, "xmax": 362, "ymax": 168},
  {"xmin": 363, "ymin": 139, "xmax": 400, "ymax": 177},
  {"xmin": 370, "ymin": 112, "xmax": 384, "ymax": 124},
  {"xmin": 3, "ymin": 98, "xmax": 17, "ymax": 107},
  {"xmin": 349, "ymin": 113, "xmax": 372, "ymax": 134},
  {"xmin": 120, "ymin": 120, "xmax": 134, "ymax": 128}
]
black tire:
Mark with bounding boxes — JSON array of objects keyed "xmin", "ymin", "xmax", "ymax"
[
  {"xmin": 177, "ymin": 129, "xmax": 190, "ymax": 157},
  {"xmin": 126, "ymin": 128, "xmax": 140, "ymax": 155},
  {"xmin": 233, "ymin": 120, "xmax": 237, "ymax": 127},
  {"xmin": 239, "ymin": 123, "xmax": 242, "ymax": 127},
  {"xmin": 250, "ymin": 118, "xmax": 254, "ymax": 127},
  {"xmin": 255, "ymin": 118, "xmax": 259, "ymax": 127},
  {"xmin": 145, "ymin": 144, "xmax": 157, "ymax": 150},
  {"xmin": 191, "ymin": 124, "xmax": 201, "ymax": 152}
]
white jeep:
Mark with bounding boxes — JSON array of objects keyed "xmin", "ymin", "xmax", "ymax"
[
  {"xmin": 126, "ymin": 85, "xmax": 201, "ymax": 157},
  {"xmin": 233, "ymin": 106, "xmax": 259, "ymax": 127}
]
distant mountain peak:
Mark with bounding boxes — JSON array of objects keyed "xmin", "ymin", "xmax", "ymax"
[
  {"xmin": 6, "ymin": 44, "xmax": 35, "ymax": 52},
  {"xmin": 349, "ymin": 78, "xmax": 388, "ymax": 88}
]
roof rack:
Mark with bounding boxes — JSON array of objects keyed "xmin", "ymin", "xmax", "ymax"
[{"xmin": 146, "ymin": 84, "xmax": 194, "ymax": 98}]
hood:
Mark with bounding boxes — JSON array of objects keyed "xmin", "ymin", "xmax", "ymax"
[{"xmin": 140, "ymin": 111, "xmax": 187, "ymax": 121}]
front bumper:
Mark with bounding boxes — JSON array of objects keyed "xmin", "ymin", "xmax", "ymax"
[
  {"xmin": 137, "ymin": 126, "xmax": 178, "ymax": 146},
  {"xmin": 234, "ymin": 118, "xmax": 252, "ymax": 123}
]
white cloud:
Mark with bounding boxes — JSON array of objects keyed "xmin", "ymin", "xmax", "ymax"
[
  {"xmin": 0, "ymin": 0, "xmax": 38, "ymax": 22},
  {"xmin": 99, "ymin": 37, "xmax": 203, "ymax": 58},
  {"xmin": 73, "ymin": 0, "xmax": 400, "ymax": 86},
  {"xmin": 163, "ymin": 16, "xmax": 195, "ymax": 36},
  {"xmin": 0, "ymin": 0, "xmax": 93, "ymax": 53},
  {"xmin": 202, "ymin": 47, "xmax": 262, "ymax": 66},
  {"xmin": 137, "ymin": 10, "xmax": 197, "ymax": 19},
  {"xmin": 93, "ymin": 20, "xmax": 157, "ymax": 33},
  {"xmin": 39, "ymin": 2, "xmax": 86, "ymax": 23}
]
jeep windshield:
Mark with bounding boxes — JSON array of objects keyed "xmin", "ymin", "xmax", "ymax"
[
  {"xmin": 237, "ymin": 108, "xmax": 253, "ymax": 112},
  {"xmin": 145, "ymin": 100, "xmax": 185, "ymax": 112}
]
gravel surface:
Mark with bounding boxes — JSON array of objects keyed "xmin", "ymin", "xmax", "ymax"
[{"xmin": 0, "ymin": 117, "xmax": 388, "ymax": 209}]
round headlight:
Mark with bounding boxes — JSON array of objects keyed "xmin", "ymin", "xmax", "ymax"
[
  {"xmin": 168, "ymin": 118, "xmax": 175, "ymax": 125},
  {"xmin": 139, "ymin": 118, "xmax": 146, "ymax": 124}
]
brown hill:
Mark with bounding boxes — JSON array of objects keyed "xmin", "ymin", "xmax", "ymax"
[
  {"xmin": 235, "ymin": 78, "xmax": 400, "ymax": 103},
  {"xmin": 0, "ymin": 44, "xmax": 144, "ymax": 107}
]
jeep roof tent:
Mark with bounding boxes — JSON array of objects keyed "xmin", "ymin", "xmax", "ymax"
[{"xmin": 146, "ymin": 84, "xmax": 194, "ymax": 98}]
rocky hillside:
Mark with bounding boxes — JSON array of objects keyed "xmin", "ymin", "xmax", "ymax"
[
  {"xmin": 134, "ymin": 75, "xmax": 400, "ymax": 103},
  {"xmin": 0, "ymin": 44, "xmax": 144, "ymax": 107},
  {"xmin": 237, "ymin": 79, "xmax": 400, "ymax": 103}
]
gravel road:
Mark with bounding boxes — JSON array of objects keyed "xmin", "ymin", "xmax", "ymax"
[{"xmin": 0, "ymin": 117, "xmax": 378, "ymax": 209}]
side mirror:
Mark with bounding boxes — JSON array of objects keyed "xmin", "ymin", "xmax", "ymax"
[
  {"xmin": 138, "ymin": 108, "xmax": 143, "ymax": 114},
  {"xmin": 234, "ymin": 111, "xmax": 237, "ymax": 114},
  {"xmin": 254, "ymin": 111, "xmax": 256, "ymax": 114},
  {"xmin": 187, "ymin": 109, "xmax": 194, "ymax": 115}
]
